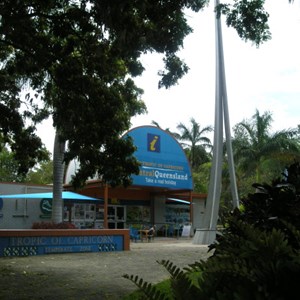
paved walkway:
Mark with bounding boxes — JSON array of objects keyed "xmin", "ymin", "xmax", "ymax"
[{"xmin": 0, "ymin": 237, "xmax": 211, "ymax": 300}]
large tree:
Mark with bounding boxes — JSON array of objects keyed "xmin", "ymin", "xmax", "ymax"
[
  {"xmin": 0, "ymin": 1, "xmax": 279, "ymax": 222},
  {"xmin": 0, "ymin": 1, "xmax": 211, "ymax": 222}
]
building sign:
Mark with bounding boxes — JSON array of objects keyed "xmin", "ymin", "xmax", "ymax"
[
  {"xmin": 40, "ymin": 198, "xmax": 52, "ymax": 215},
  {"xmin": 126, "ymin": 126, "xmax": 193, "ymax": 190},
  {"xmin": 0, "ymin": 234, "xmax": 124, "ymax": 256},
  {"xmin": 147, "ymin": 133, "xmax": 161, "ymax": 152}
]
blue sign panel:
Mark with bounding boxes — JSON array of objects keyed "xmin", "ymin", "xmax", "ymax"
[
  {"xmin": 0, "ymin": 235, "xmax": 123, "ymax": 256},
  {"xmin": 126, "ymin": 126, "xmax": 193, "ymax": 190}
]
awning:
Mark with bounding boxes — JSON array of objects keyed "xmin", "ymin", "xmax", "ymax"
[
  {"xmin": 0, "ymin": 191, "xmax": 102, "ymax": 202},
  {"xmin": 167, "ymin": 197, "xmax": 190, "ymax": 205}
]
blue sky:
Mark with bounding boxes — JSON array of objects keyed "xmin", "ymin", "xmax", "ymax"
[{"xmin": 38, "ymin": 1, "xmax": 300, "ymax": 153}]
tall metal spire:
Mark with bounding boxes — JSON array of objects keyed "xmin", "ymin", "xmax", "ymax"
[{"xmin": 193, "ymin": 0, "xmax": 239, "ymax": 245}]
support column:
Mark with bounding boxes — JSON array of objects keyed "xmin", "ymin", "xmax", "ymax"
[{"xmin": 104, "ymin": 184, "xmax": 108, "ymax": 229}]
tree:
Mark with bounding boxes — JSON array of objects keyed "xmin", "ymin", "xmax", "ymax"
[
  {"xmin": 217, "ymin": 0, "xmax": 271, "ymax": 46},
  {"xmin": 0, "ymin": 0, "xmax": 276, "ymax": 177},
  {"xmin": 25, "ymin": 161, "xmax": 53, "ymax": 185},
  {"xmin": 151, "ymin": 120, "xmax": 179, "ymax": 137},
  {"xmin": 0, "ymin": 147, "xmax": 26, "ymax": 182},
  {"xmin": 0, "ymin": 1, "xmax": 210, "ymax": 222},
  {"xmin": 0, "ymin": 1, "xmax": 288, "ymax": 223},
  {"xmin": 193, "ymin": 162, "xmax": 211, "ymax": 193},
  {"xmin": 0, "ymin": 134, "xmax": 49, "ymax": 182},
  {"xmin": 232, "ymin": 109, "xmax": 300, "ymax": 185},
  {"xmin": 176, "ymin": 118, "xmax": 213, "ymax": 170}
]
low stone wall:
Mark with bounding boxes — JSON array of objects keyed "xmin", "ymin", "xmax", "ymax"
[{"xmin": 0, "ymin": 229, "xmax": 130, "ymax": 256}]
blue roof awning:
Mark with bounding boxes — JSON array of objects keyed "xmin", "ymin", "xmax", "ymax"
[
  {"xmin": 167, "ymin": 198, "xmax": 190, "ymax": 205},
  {"xmin": 0, "ymin": 191, "xmax": 102, "ymax": 202}
]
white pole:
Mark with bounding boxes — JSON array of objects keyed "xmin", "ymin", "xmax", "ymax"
[
  {"xmin": 215, "ymin": 0, "xmax": 239, "ymax": 208},
  {"xmin": 193, "ymin": 0, "xmax": 239, "ymax": 244}
]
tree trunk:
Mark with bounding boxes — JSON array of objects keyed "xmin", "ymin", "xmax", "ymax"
[{"xmin": 52, "ymin": 131, "xmax": 66, "ymax": 223}]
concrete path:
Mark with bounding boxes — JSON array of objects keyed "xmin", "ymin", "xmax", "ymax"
[{"xmin": 0, "ymin": 237, "xmax": 211, "ymax": 300}]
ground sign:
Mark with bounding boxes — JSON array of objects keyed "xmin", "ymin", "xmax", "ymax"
[{"xmin": 0, "ymin": 229, "xmax": 129, "ymax": 256}]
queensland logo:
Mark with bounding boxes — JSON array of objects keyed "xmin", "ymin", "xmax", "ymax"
[
  {"xmin": 40, "ymin": 198, "xmax": 52, "ymax": 215},
  {"xmin": 147, "ymin": 133, "xmax": 160, "ymax": 153}
]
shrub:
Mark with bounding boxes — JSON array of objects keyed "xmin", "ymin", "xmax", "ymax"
[{"xmin": 32, "ymin": 221, "xmax": 76, "ymax": 229}]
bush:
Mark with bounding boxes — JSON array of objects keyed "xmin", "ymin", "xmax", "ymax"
[
  {"xmin": 123, "ymin": 162, "xmax": 300, "ymax": 299},
  {"xmin": 32, "ymin": 221, "xmax": 76, "ymax": 229}
]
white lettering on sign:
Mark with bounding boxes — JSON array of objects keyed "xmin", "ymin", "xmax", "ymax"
[
  {"xmin": 9, "ymin": 235, "xmax": 114, "ymax": 246},
  {"xmin": 154, "ymin": 171, "xmax": 188, "ymax": 181},
  {"xmin": 10, "ymin": 237, "xmax": 47, "ymax": 246}
]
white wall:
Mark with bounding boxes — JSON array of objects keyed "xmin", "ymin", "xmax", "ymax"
[
  {"xmin": 0, "ymin": 183, "xmax": 52, "ymax": 229},
  {"xmin": 192, "ymin": 197, "xmax": 206, "ymax": 231}
]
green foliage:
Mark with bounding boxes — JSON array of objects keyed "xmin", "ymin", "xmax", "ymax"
[
  {"xmin": 25, "ymin": 160, "xmax": 53, "ymax": 184},
  {"xmin": 176, "ymin": 118, "xmax": 212, "ymax": 170},
  {"xmin": 158, "ymin": 260, "xmax": 200, "ymax": 300},
  {"xmin": 190, "ymin": 221, "xmax": 300, "ymax": 300},
  {"xmin": 204, "ymin": 161, "xmax": 300, "ymax": 299},
  {"xmin": 232, "ymin": 109, "xmax": 300, "ymax": 189},
  {"xmin": 233, "ymin": 162, "xmax": 300, "ymax": 232},
  {"xmin": 1, "ymin": 1, "xmax": 287, "ymax": 184},
  {"xmin": 217, "ymin": 0, "xmax": 271, "ymax": 46},
  {"xmin": 123, "ymin": 260, "xmax": 200, "ymax": 300},
  {"xmin": 123, "ymin": 280, "xmax": 172, "ymax": 300},
  {"xmin": 123, "ymin": 274, "xmax": 168, "ymax": 300},
  {"xmin": 123, "ymin": 161, "xmax": 300, "ymax": 299},
  {"xmin": 0, "ymin": 0, "xmax": 210, "ymax": 186},
  {"xmin": 192, "ymin": 162, "xmax": 211, "ymax": 193},
  {"xmin": 0, "ymin": 147, "xmax": 26, "ymax": 182}
]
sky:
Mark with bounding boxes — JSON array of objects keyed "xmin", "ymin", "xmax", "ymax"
[{"xmin": 37, "ymin": 1, "xmax": 300, "ymax": 154}]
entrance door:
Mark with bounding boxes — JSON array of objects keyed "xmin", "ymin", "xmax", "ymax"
[{"xmin": 107, "ymin": 205, "xmax": 126, "ymax": 229}]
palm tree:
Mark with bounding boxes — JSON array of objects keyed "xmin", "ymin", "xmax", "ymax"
[
  {"xmin": 151, "ymin": 120, "xmax": 178, "ymax": 137},
  {"xmin": 232, "ymin": 109, "xmax": 300, "ymax": 183},
  {"xmin": 176, "ymin": 118, "xmax": 213, "ymax": 170},
  {"xmin": 52, "ymin": 132, "xmax": 66, "ymax": 223}
]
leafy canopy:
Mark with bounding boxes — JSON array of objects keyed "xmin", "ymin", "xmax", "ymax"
[
  {"xmin": 0, "ymin": 0, "xmax": 208, "ymax": 186},
  {"xmin": 232, "ymin": 109, "xmax": 300, "ymax": 183},
  {"xmin": 0, "ymin": 1, "xmax": 276, "ymax": 185}
]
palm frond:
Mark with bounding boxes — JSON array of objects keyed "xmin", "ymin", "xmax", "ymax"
[{"xmin": 122, "ymin": 273, "xmax": 168, "ymax": 300}]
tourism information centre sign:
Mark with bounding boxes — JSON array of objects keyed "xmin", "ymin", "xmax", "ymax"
[{"xmin": 127, "ymin": 126, "xmax": 193, "ymax": 190}]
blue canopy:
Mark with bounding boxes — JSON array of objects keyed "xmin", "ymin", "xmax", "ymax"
[
  {"xmin": 167, "ymin": 198, "xmax": 190, "ymax": 205},
  {"xmin": 0, "ymin": 191, "xmax": 102, "ymax": 202}
]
